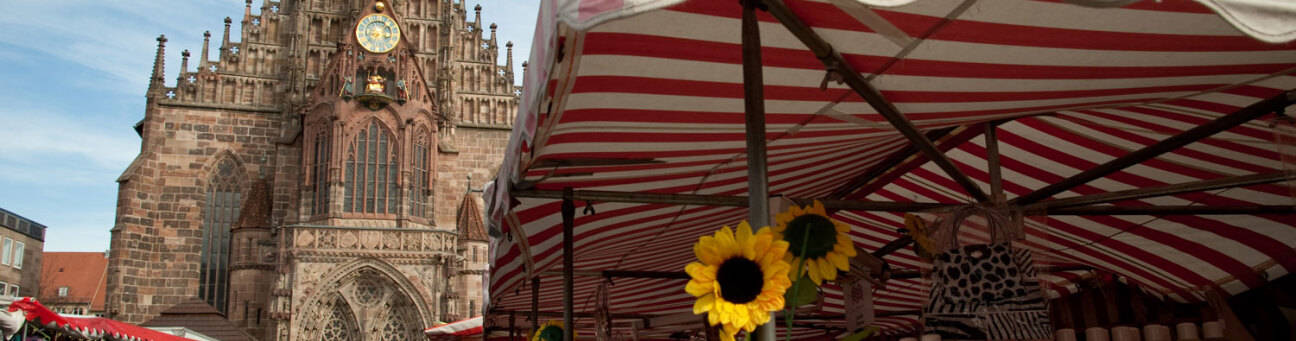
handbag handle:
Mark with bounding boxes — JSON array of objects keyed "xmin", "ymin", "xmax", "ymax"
[{"xmin": 942, "ymin": 205, "xmax": 1014, "ymax": 250}]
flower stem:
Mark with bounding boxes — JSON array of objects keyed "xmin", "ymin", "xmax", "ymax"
[{"xmin": 784, "ymin": 226, "xmax": 813, "ymax": 341}]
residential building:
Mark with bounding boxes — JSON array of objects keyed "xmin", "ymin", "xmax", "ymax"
[
  {"xmin": 39, "ymin": 252, "xmax": 109, "ymax": 316},
  {"xmin": 0, "ymin": 207, "xmax": 45, "ymax": 298}
]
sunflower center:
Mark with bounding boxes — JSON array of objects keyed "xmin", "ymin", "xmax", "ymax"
[
  {"xmin": 784, "ymin": 214, "xmax": 838, "ymax": 259},
  {"xmin": 716, "ymin": 257, "xmax": 764, "ymax": 304},
  {"xmin": 539, "ymin": 326, "xmax": 563, "ymax": 341}
]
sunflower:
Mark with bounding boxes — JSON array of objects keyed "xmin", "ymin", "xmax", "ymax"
[
  {"xmin": 532, "ymin": 320, "xmax": 573, "ymax": 341},
  {"xmin": 685, "ymin": 221, "xmax": 792, "ymax": 341},
  {"xmin": 773, "ymin": 200, "xmax": 857, "ymax": 285}
]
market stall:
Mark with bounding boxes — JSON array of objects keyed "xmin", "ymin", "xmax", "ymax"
[
  {"xmin": 484, "ymin": 0, "xmax": 1296, "ymax": 339},
  {"xmin": 3, "ymin": 297, "xmax": 192, "ymax": 341}
]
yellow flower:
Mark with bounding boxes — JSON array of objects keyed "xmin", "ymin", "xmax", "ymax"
[
  {"xmin": 532, "ymin": 320, "xmax": 573, "ymax": 341},
  {"xmin": 773, "ymin": 200, "xmax": 858, "ymax": 285},
  {"xmin": 685, "ymin": 221, "xmax": 792, "ymax": 341}
]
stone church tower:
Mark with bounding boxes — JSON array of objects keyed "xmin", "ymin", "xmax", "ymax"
[{"xmin": 107, "ymin": 0, "xmax": 516, "ymax": 339}]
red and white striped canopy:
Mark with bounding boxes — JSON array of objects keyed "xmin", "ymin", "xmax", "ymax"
[
  {"xmin": 426, "ymin": 316, "xmax": 484, "ymax": 338},
  {"xmin": 486, "ymin": 0, "xmax": 1296, "ymax": 337}
]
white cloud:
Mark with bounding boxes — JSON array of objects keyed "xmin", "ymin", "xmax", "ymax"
[{"xmin": 0, "ymin": 103, "xmax": 138, "ymax": 174}]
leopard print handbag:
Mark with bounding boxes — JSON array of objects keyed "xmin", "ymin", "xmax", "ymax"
[{"xmin": 922, "ymin": 205, "xmax": 1052, "ymax": 340}]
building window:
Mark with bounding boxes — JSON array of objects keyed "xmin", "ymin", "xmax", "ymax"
[
  {"xmin": 0, "ymin": 282, "xmax": 8, "ymax": 297},
  {"xmin": 311, "ymin": 126, "xmax": 331, "ymax": 215},
  {"xmin": 200, "ymin": 158, "xmax": 242, "ymax": 314},
  {"xmin": 11, "ymin": 241, "xmax": 22, "ymax": 269},
  {"xmin": 58, "ymin": 286, "xmax": 69, "ymax": 297},
  {"xmin": 344, "ymin": 121, "xmax": 397, "ymax": 214},
  {"xmin": 1, "ymin": 237, "xmax": 10, "ymax": 266},
  {"xmin": 410, "ymin": 129, "xmax": 430, "ymax": 218},
  {"xmin": 469, "ymin": 300, "xmax": 475, "ymax": 317},
  {"xmin": 9, "ymin": 285, "xmax": 18, "ymax": 297}
]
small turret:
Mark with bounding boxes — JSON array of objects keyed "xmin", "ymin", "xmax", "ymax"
[
  {"xmin": 147, "ymin": 35, "xmax": 168, "ymax": 97},
  {"xmin": 221, "ymin": 17, "xmax": 232, "ymax": 52},
  {"xmin": 243, "ymin": 0, "xmax": 253, "ymax": 24},
  {"xmin": 489, "ymin": 23, "xmax": 497, "ymax": 44},
  {"xmin": 504, "ymin": 42, "xmax": 514, "ymax": 77},
  {"xmin": 200, "ymin": 31, "xmax": 212, "ymax": 65},
  {"xmin": 177, "ymin": 50, "xmax": 191, "ymax": 84},
  {"xmin": 473, "ymin": 5, "xmax": 481, "ymax": 30}
]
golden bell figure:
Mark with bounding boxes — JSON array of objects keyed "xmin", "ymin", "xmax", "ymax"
[{"xmin": 366, "ymin": 75, "xmax": 385, "ymax": 94}]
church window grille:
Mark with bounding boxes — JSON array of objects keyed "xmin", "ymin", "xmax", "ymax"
[
  {"xmin": 410, "ymin": 130, "xmax": 430, "ymax": 218},
  {"xmin": 200, "ymin": 159, "xmax": 240, "ymax": 314},
  {"xmin": 321, "ymin": 299, "xmax": 357, "ymax": 340},
  {"xmin": 344, "ymin": 121, "xmax": 398, "ymax": 214},
  {"xmin": 311, "ymin": 127, "xmax": 331, "ymax": 215}
]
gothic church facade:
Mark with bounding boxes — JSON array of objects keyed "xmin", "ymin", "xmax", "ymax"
[{"xmin": 108, "ymin": 0, "xmax": 519, "ymax": 339}]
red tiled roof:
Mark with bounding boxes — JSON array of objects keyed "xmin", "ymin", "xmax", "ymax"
[
  {"xmin": 458, "ymin": 193, "xmax": 488, "ymax": 241},
  {"xmin": 40, "ymin": 252, "xmax": 109, "ymax": 311},
  {"xmin": 140, "ymin": 297, "xmax": 255, "ymax": 341}
]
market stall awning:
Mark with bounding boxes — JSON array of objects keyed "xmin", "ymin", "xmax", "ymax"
[
  {"xmin": 425, "ymin": 316, "xmax": 484, "ymax": 337},
  {"xmin": 486, "ymin": 0, "xmax": 1296, "ymax": 337},
  {"xmin": 6, "ymin": 297, "xmax": 192, "ymax": 341}
]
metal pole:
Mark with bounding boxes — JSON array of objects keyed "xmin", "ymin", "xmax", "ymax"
[
  {"xmin": 741, "ymin": 1, "xmax": 775, "ymax": 340},
  {"xmin": 532, "ymin": 276, "xmax": 540, "ymax": 337},
  {"xmin": 562, "ymin": 187, "xmax": 576, "ymax": 341},
  {"xmin": 510, "ymin": 310, "xmax": 517, "ymax": 341}
]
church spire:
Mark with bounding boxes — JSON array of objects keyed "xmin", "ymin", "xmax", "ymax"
[
  {"xmin": 489, "ymin": 23, "xmax": 497, "ymax": 44},
  {"xmin": 243, "ymin": 0, "xmax": 253, "ymax": 24},
  {"xmin": 505, "ymin": 42, "xmax": 513, "ymax": 75},
  {"xmin": 148, "ymin": 35, "xmax": 167, "ymax": 97}
]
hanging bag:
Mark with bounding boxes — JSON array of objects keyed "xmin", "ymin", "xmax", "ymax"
[{"xmin": 923, "ymin": 205, "xmax": 1052, "ymax": 340}]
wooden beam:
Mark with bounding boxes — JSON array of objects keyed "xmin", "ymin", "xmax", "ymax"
[
  {"xmin": 986, "ymin": 123, "xmax": 1006, "ymax": 206},
  {"xmin": 760, "ymin": 0, "xmax": 990, "ymax": 202},
  {"xmin": 1012, "ymin": 90, "xmax": 1296, "ymax": 206},
  {"xmin": 1024, "ymin": 172, "xmax": 1296, "ymax": 210},
  {"xmin": 562, "ymin": 188, "xmax": 576, "ymax": 341},
  {"xmin": 1047, "ymin": 205, "xmax": 1296, "ymax": 215},
  {"xmin": 512, "ymin": 189, "xmax": 951, "ymax": 212}
]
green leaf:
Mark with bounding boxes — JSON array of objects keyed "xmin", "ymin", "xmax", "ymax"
[
  {"xmin": 838, "ymin": 326, "xmax": 880, "ymax": 341},
  {"xmin": 784, "ymin": 275, "xmax": 818, "ymax": 307}
]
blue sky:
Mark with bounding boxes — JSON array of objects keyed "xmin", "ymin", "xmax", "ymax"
[{"xmin": 0, "ymin": 0, "xmax": 537, "ymax": 252}]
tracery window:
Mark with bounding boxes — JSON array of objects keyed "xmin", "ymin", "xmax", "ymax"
[
  {"xmin": 410, "ymin": 129, "xmax": 430, "ymax": 218},
  {"xmin": 321, "ymin": 297, "xmax": 358, "ymax": 340},
  {"xmin": 310, "ymin": 126, "xmax": 331, "ymax": 215},
  {"xmin": 200, "ymin": 158, "xmax": 241, "ymax": 314},
  {"xmin": 344, "ymin": 121, "xmax": 398, "ymax": 214}
]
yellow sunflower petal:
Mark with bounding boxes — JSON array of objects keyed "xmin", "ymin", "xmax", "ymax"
[
  {"xmin": 694, "ymin": 294, "xmax": 716, "ymax": 314},
  {"xmin": 834, "ymin": 220, "xmax": 850, "ymax": 233},
  {"xmin": 686, "ymin": 279, "xmax": 714, "ymax": 297},
  {"xmin": 736, "ymin": 221, "xmax": 754, "ymax": 244},
  {"xmin": 719, "ymin": 328, "xmax": 735, "ymax": 341},
  {"xmin": 732, "ymin": 306, "xmax": 749, "ymax": 331},
  {"xmin": 807, "ymin": 263, "xmax": 824, "ymax": 284},
  {"xmin": 708, "ymin": 310, "xmax": 720, "ymax": 325},
  {"xmin": 827, "ymin": 252, "xmax": 849, "ymax": 271},
  {"xmin": 752, "ymin": 307, "xmax": 771, "ymax": 326},
  {"xmin": 696, "ymin": 237, "xmax": 723, "ymax": 265},
  {"xmin": 685, "ymin": 262, "xmax": 716, "ymax": 281},
  {"xmin": 818, "ymin": 258, "xmax": 839, "ymax": 281},
  {"xmin": 811, "ymin": 200, "xmax": 827, "ymax": 215}
]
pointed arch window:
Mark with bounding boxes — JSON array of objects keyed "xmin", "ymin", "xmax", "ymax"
[
  {"xmin": 345, "ymin": 121, "xmax": 398, "ymax": 214},
  {"xmin": 200, "ymin": 158, "xmax": 240, "ymax": 314},
  {"xmin": 410, "ymin": 128, "xmax": 430, "ymax": 219},
  {"xmin": 311, "ymin": 126, "xmax": 331, "ymax": 215}
]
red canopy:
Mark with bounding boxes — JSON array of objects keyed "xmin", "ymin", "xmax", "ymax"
[
  {"xmin": 486, "ymin": 0, "xmax": 1296, "ymax": 337},
  {"xmin": 8, "ymin": 298, "xmax": 191, "ymax": 341}
]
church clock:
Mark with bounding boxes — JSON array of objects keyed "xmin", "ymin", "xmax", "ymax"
[{"xmin": 356, "ymin": 14, "xmax": 400, "ymax": 53}]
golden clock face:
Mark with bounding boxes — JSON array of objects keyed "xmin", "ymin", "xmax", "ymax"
[{"xmin": 356, "ymin": 14, "xmax": 400, "ymax": 53}]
